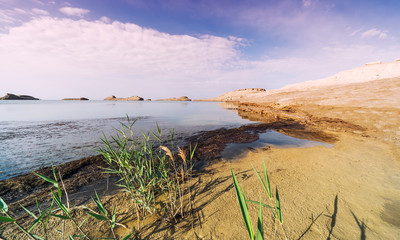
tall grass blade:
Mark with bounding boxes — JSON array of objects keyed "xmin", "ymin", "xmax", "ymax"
[
  {"xmin": 93, "ymin": 191, "xmax": 107, "ymax": 216},
  {"xmin": 31, "ymin": 233, "xmax": 45, "ymax": 240},
  {"xmin": 246, "ymin": 200, "xmax": 276, "ymax": 218},
  {"xmin": 251, "ymin": 163, "xmax": 271, "ymax": 200},
  {"xmin": 0, "ymin": 215, "xmax": 15, "ymax": 222},
  {"xmin": 34, "ymin": 166, "xmax": 62, "ymax": 197},
  {"xmin": 79, "ymin": 215, "xmax": 89, "ymax": 228},
  {"xmin": 33, "ymin": 172, "xmax": 57, "ymax": 187},
  {"xmin": 256, "ymin": 196, "xmax": 264, "ymax": 240},
  {"xmin": 52, "ymin": 191, "xmax": 69, "ymax": 215},
  {"xmin": 51, "ymin": 214, "xmax": 71, "ymax": 220},
  {"xmin": 27, "ymin": 208, "xmax": 50, "ymax": 232},
  {"xmin": 122, "ymin": 233, "xmax": 134, "ymax": 240},
  {"xmin": 276, "ymin": 187, "xmax": 282, "ymax": 224},
  {"xmin": 20, "ymin": 204, "xmax": 38, "ymax": 219},
  {"xmin": 262, "ymin": 161, "xmax": 272, "ymax": 199},
  {"xmin": 231, "ymin": 169, "xmax": 254, "ymax": 240},
  {"xmin": 35, "ymin": 198, "xmax": 41, "ymax": 215},
  {"xmin": 111, "ymin": 206, "xmax": 116, "ymax": 230},
  {"xmin": 190, "ymin": 144, "xmax": 197, "ymax": 161},
  {"xmin": 88, "ymin": 212, "xmax": 108, "ymax": 221}
]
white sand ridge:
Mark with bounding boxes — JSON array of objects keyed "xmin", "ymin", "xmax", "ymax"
[
  {"xmin": 203, "ymin": 58, "xmax": 400, "ymax": 106},
  {"xmin": 281, "ymin": 59, "xmax": 400, "ymax": 91}
]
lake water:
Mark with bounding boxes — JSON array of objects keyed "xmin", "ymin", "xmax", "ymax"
[
  {"xmin": 0, "ymin": 100, "xmax": 328, "ymax": 180},
  {"xmin": 221, "ymin": 131, "xmax": 332, "ymax": 160}
]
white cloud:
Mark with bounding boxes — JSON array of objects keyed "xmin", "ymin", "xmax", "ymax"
[
  {"xmin": 350, "ymin": 29, "xmax": 362, "ymax": 36},
  {"xmin": 0, "ymin": 10, "xmax": 19, "ymax": 24},
  {"xmin": 361, "ymin": 28, "xmax": 388, "ymax": 39},
  {"xmin": 0, "ymin": 16, "xmax": 398, "ymax": 99},
  {"xmin": 59, "ymin": 7, "xmax": 90, "ymax": 17},
  {"xmin": 32, "ymin": 8, "xmax": 49, "ymax": 15},
  {"xmin": 0, "ymin": 17, "xmax": 241, "ymax": 99},
  {"xmin": 13, "ymin": 8, "xmax": 27, "ymax": 14},
  {"xmin": 379, "ymin": 32, "xmax": 388, "ymax": 39},
  {"xmin": 99, "ymin": 16, "xmax": 111, "ymax": 24},
  {"xmin": 361, "ymin": 28, "xmax": 380, "ymax": 38}
]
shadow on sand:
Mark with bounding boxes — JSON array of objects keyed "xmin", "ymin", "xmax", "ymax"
[
  {"xmin": 132, "ymin": 168, "xmax": 252, "ymax": 239},
  {"xmin": 297, "ymin": 194, "xmax": 368, "ymax": 240}
]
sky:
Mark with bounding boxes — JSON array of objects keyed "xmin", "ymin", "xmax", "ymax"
[{"xmin": 0, "ymin": 0, "xmax": 399, "ymax": 99}]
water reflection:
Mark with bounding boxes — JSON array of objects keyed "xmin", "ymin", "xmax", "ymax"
[
  {"xmin": 221, "ymin": 130, "xmax": 332, "ymax": 161},
  {"xmin": 217, "ymin": 101, "xmax": 240, "ymax": 111}
]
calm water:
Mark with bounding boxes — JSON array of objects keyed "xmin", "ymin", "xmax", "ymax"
[
  {"xmin": 221, "ymin": 131, "xmax": 332, "ymax": 160},
  {"xmin": 0, "ymin": 100, "xmax": 327, "ymax": 180},
  {"xmin": 0, "ymin": 100, "xmax": 253, "ymax": 180}
]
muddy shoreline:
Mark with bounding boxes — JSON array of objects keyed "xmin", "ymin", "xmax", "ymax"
[{"xmin": 0, "ymin": 105, "xmax": 343, "ymax": 214}]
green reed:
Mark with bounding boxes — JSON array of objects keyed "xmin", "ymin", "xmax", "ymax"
[
  {"xmin": 96, "ymin": 117, "xmax": 196, "ymax": 226},
  {"xmin": 0, "ymin": 164, "xmax": 133, "ymax": 239},
  {"xmin": 231, "ymin": 160, "xmax": 288, "ymax": 240}
]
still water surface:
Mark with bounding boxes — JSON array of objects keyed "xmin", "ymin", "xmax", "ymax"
[{"xmin": 0, "ymin": 100, "xmax": 327, "ymax": 180}]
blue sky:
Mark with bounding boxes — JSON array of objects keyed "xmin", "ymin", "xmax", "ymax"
[{"xmin": 0, "ymin": 0, "xmax": 399, "ymax": 99}]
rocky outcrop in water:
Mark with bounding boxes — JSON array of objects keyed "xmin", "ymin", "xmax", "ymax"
[
  {"xmin": 0, "ymin": 93, "xmax": 39, "ymax": 100},
  {"xmin": 104, "ymin": 95, "xmax": 116, "ymax": 100},
  {"xmin": 156, "ymin": 96, "xmax": 191, "ymax": 101},
  {"xmin": 62, "ymin": 97, "xmax": 89, "ymax": 101},
  {"xmin": 104, "ymin": 95, "xmax": 144, "ymax": 101}
]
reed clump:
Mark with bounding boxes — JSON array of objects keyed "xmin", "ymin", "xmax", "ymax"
[{"xmin": 96, "ymin": 118, "xmax": 196, "ymax": 227}]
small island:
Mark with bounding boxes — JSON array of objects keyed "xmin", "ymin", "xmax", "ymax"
[
  {"xmin": 104, "ymin": 95, "xmax": 144, "ymax": 101},
  {"xmin": 0, "ymin": 93, "xmax": 39, "ymax": 100},
  {"xmin": 156, "ymin": 96, "xmax": 191, "ymax": 101},
  {"xmin": 62, "ymin": 97, "xmax": 89, "ymax": 101}
]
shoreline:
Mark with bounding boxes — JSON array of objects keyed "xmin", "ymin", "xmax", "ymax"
[
  {"xmin": 2, "ymin": 90, "xmax": 400, "ymax": 238},
  {"xmin": 0, "ymin": 117, "xmax": 337, "ymax": 212}
]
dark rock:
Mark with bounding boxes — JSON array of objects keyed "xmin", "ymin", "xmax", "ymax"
[
  {"xmin": 62, "ymin": 97, "xmax": 89, "ymax": 100},
  {"xmin": 0, "ymin": 93, "xmax": 39, "ymax": 100}
]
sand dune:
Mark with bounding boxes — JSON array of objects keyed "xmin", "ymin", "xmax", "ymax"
[
  {"xmin": 205, "ymin": 59, "xmax": 400, "ymax": 108},
  {"xmin": 281, "ymin": 59, "xmax": 400, "ymax": 91}
]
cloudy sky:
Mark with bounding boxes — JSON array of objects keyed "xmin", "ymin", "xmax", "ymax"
[{"xmin": 0, "ymin": 0, "xmax": 399, "ymax": 99}]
